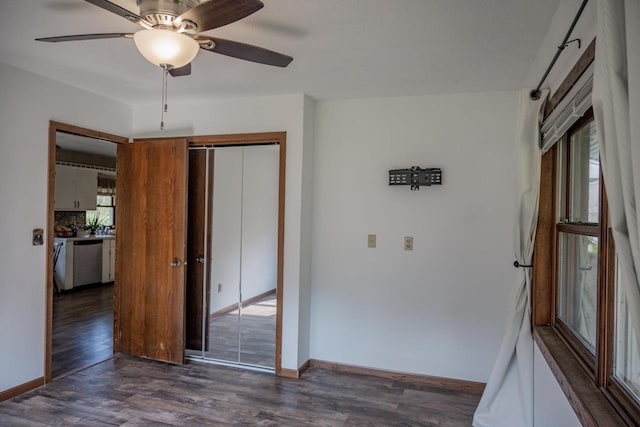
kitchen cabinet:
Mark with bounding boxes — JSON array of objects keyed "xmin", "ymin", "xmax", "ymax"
[
  {"xmin": 54, "ymin": 236, "xmax": 115, "ymax": 290},
  {"xmin": 54, "ymin": 164, "xmax": 98, "ymax": 211},
  {"xmin": 102, "ymin": 239, "xmax": 116, "ymax": 283}
]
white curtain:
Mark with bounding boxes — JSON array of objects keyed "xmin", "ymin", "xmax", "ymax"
[
  {"xmin": 592, "ymin": 0, "xmax": 640, "ymax": 344},
  {"xmin": 473, "ymin": 89, "xmax": 546, "ymax": 427}
]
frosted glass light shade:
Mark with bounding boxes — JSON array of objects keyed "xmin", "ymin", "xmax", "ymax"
[{"xmin": 133, "ymin": 29, "xmax": 199, "ymax": 69}]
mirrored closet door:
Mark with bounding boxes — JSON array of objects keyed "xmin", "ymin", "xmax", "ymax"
[{"xmin": 186, "ymin": 144, "xmax": 279, "ymax": 371}]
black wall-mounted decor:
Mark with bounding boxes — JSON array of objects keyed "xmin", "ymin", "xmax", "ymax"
[{"xmin": 389, "ymin": 167, "xmax": 442, "ymax": 190}]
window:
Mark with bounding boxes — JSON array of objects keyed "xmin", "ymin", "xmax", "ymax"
[
  {"xmin": 534, "ymin": 109, "xmax": 640, "ymax": 424},
  {"xmin": 554, "ymin": 113, "xmax": 602, "ymax": 367},
  {"xmin": 86, "ymin": 195, "xmax": 115, "ymax": 227},
  {"xmin": 557, "ymin": 232, "xmax": 599, "ymax": 351}
]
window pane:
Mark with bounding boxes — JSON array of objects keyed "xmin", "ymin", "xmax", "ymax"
[
  {"xmin": 96, "ymin": 207, "xmax": 114, "ymax": 227},
  {"xmin": 97, "ymin": 195, "xmax": 113, "ymax": 206},
  {"xmin": 85, "ymin": 208, "xmax": 114, "ymax": 227},
  {"xmin": 569, "ymin": 120, "xmax": 599, "ymax": 223},
  {"xmin": 615, "ymin": 260, "xmax": 640, "ymax": 402},
  {"xmin": 557, "ymin": 232, "xmax": 599, "ymax": 352}
]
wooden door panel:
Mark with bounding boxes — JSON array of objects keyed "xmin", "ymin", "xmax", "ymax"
[{"xmin": 116, "ymin": 139, "xmax": 188, "ymax": 364}]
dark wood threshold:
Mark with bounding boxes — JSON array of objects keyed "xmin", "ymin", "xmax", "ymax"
[
  {"xmin": 534, "ymin": 326, "xmax": 627, "ymax": 426},
  {"xmin": 53, "ymin": 355, "xmax": 116, "ymax": 381},
  {"xmin": 307, "ymin": 359, "xmax": 485, "ymax": 394},
  {"xmin": 0, "ymin": 377, "xmax": 44, "ymax": 402},
  {"xmin": 209, "ymin": 288, "xmax": 276, "ymax": 319}
]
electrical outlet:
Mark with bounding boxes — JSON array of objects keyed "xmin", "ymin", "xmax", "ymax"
[
  {"xmin": 404, "ymin": 236, "xmax": 413, "ymax": 251},
  {"xmin": 218, "ymin": 283, "xmax": 222, "ymax": 293},
  {"xmin": 368, "ymin": 234, "xmax": 376, "ymax": 248}
]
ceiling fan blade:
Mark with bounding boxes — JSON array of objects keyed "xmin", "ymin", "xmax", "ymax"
[
  {"xmin": 83, "ymin": 0, "xmax": 145, "ymax": 25},
  {"xmin": 36, "ymin": 33, "xmax": 133, "ymax": 42},
  {"xmin": 177, "ymin": 0, "xmax": 264, "ymax": 33},
  {"xmin": 198, "ymin": 37, "xmax": 293, "ymax": 67},
  {"xmin": 169, "ymin": 63, "xmax": 192, "ymax": 77}
]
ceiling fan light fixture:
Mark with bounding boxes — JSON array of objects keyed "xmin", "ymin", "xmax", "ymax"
[{"xmin": 133, "ymin": 29, "xmax": 199, "ymax": 69}]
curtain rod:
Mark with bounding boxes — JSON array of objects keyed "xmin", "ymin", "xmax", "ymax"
[{"xmin": 530, "ymin": 0, "xmax": 589, "ymax": 100}]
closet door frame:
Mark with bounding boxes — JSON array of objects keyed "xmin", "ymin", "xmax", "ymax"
[{"xmin": 190, "ymin": 132, "xmax": 286, "ymax": 375}]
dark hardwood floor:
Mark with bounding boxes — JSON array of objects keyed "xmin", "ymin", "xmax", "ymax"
[
  {"xmin": 52, "ymin": 283, "xmax": 114, "ymax": 379},
  {"xmin": 0, "ymin": 355, "xmax": 481, "ymax": 426},
  {"xmin": 205, "ymin": 294, "xmax": 276, "ymax": 368}
]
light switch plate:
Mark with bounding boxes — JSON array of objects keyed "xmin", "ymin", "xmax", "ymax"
[
  {"xmin": 404, "ymin": 236, "xmax": 413, "ymax": 251},
  {"xmin": 218, "ymin": 283, "xmax": 222, "ymax": 293},
  {"xmin": 368, "ymin": 234, "xmax": 376, "ymax": 248}
]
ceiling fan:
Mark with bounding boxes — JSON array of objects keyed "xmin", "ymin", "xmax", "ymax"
[{"xmin": 36, "ymin": 0, "xmax": 294, "ymax": 77}]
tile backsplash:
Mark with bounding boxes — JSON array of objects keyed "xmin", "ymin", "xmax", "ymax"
[{"xmin": 55, "ymin": 211, "xmax": 85, "ymax": 228}]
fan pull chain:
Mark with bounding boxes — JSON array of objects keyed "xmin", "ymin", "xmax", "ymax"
[{"xmin": 160, "ymin": 67, "xmax": 169, "ymax": 131}]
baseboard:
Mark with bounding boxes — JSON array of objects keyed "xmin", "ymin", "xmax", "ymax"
[
  {"xmin": 210, "ymin": 302, "xmax": 239, "ymax": 319},
  {"xmin": 210, "ymin": 288, "xmax": 276, "ymax": 319},
  {"xmin": 0, "ymin": 377, "xmax": 45, "ymax": 402},
  {"xmin": 307, "ymin": 359, "xmax": 486, "ymax": 394},
  {"xmin": 278, "ymin": 368, "xmax": 300, "ymax": 379},
  {"xmin": 298, "ymin": 359, "xmax": 311, "ymax": 376},
  {"xmin": 277, "ymin": 359, "xmax": 311, "ymax": 379}
]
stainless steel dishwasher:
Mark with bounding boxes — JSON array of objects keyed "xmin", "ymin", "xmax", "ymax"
[{"xmin": 73, "ymin": 239, "xmax": 103, "ymax": 287}]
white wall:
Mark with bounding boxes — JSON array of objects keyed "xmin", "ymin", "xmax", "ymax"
[
  {"xmin": 524, "ymin": 0, "xmax": 596, "ymax": 95},
  {"xmin": 240, "ymin": 145, "xmax": 279, "ymax": 301},
  {"xmin": 534, "ymin": 343, "xmax": 582, "ymax": 427},
  {"xmin": 0, "ymin": 62, "xmax": 132, "ymax": 391},
  {"xmin": 210, "ymin": 147, "xmax": 243, "ymax": 313},
  {"xmin": 133, "ymin": 94, "xmax": 312, "ymax": 370},
  {"xmin": 298, "ymin": 96, "xmax": 315, "ymax": 366},
  {"xmin": 310, "ymin": 91, "xmax": 519, "ymax": 382}
]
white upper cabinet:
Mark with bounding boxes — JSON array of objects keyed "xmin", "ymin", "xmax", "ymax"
[{"xmin": 54, "ymin": 165, "xmax": 98, "ymax": 211}]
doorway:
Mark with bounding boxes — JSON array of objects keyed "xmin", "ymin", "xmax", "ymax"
[
  {"xmin": 45, "ymin": 122, "xmax": 127, "ymax": 382},
  {"xmin": 185, "ymin": 134, "xmax": 285, "ymax": 373}
]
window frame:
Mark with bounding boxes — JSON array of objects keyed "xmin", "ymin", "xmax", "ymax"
[
  {"xmin": 533, "ymin": 114, "xmax": 640, "ymax": 425},
  {"xmin": 532, "ymin": 38, "xmax": 640, "ymax": 425},
  {"xmin": 551, "ymin": 109, "xmax": 601, "ymax": 373}
]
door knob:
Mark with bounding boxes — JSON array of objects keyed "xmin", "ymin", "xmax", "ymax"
[
  {"xmin": 170, "ymin": 259, "xmax": 182, "ymax": 268},
  {"xmin": 195, "ymin": 255, "xmax": 205, "ymax": 264}
]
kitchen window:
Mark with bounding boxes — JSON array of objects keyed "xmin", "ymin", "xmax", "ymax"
[{"xmin": 86, "ymin": 195, "xmax": 115, "ymax": 227}]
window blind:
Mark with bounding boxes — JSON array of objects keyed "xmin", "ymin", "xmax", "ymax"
[
  {"xmin": 97, "ymin": 173, "xmax": 116, "ymax": 195},
  {"xmin": 540, "ymin": 63, "xmax": 594, "ymax": 153}
]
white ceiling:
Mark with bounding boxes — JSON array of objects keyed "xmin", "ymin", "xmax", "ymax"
[
  {"xmin": 57, "ymin": 131, "xmax": 117, "ymax": 157},
  {"xmin": 0, "ymin": 0, "xmax": 560, "ymax": 104}
]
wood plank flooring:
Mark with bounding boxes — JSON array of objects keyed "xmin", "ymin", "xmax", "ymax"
[
  {"xmin": 204, "ymin": 294, "xmax": 276, "ymax": 368},
  {"xmin": 0, "ymin": 356, "xmax": 482, "ymax": 426},
  {"xmin": 52, "ymin": 283, "xmax": 113, "ymax": 379}
]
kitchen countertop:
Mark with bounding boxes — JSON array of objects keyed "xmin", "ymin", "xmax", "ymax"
[{"xmin": 54, "ymin": 235, "xmax": 115, "ymax": 241}]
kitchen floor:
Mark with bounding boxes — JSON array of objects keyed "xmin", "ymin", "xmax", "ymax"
[{"xmin": 52, "ymin": 283, "xmax": 113, "ymax": 379}]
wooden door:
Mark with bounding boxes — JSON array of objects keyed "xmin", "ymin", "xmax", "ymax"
[
  {"xmin": 115, "ymin": 138, "xmax": 188, "ymax": 364},
  {"xmin": 185, "ymin": 149, "xmax": 213, "ymax": 350}
]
